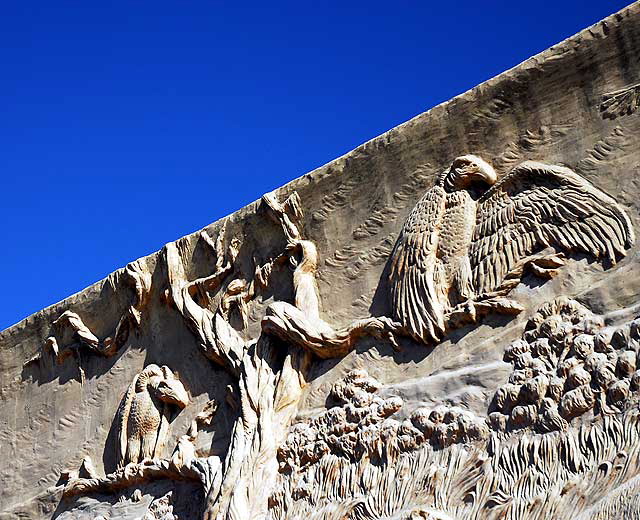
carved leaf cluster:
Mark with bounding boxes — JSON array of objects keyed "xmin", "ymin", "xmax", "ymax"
[
  {"xmin": 489, "ymin": 297, "xmax": 640, "ymax": 433},
  {"xmin": 277, "ymin": 369, "xmax": 487, "ymax": 473}
]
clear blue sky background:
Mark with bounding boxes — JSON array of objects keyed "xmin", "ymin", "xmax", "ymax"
[{"xmin": 1, "ymin": 1, "xmax": 631, "ymax": 331}]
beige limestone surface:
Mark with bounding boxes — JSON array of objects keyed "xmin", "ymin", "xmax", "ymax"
[{"xmin": 4, "ymin": 3, "xmax": 640, "ymax": 519}]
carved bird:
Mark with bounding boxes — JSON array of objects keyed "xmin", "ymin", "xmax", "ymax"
[
  {"xmin": 116, "ymin": 364, "xmax": 190, "ymax": 467},
  {"xmin": 389, "ymin": 156, "xmax": 635, "ymax": 344}
]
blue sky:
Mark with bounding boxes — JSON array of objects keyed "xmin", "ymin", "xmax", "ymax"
[{"xmin": 0, "ymin": 1, "xmax": 631, "ymax": 330}]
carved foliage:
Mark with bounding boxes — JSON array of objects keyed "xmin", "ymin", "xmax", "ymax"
[
  {"xmin": 24, "ymin": 259, "xmax": 152, "ymax": 378},
  {"xmin": 272, "ymin": 303, "xmax": 640, "ymax": 520},
  {"xmin": 278, "ymin": 369, "xmax": 487, "ymax": 474},
  {"xmin": 490, "ymin": 297, "xmax": 640, "ymax": 433}
]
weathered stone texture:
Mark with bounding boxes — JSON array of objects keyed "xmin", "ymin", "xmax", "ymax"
[{"xmin": 4, "ymin": 3, "xmax": 640, "ymax": 519}]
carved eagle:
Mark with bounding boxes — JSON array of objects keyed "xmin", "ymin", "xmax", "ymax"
[
  {"xmin": 116, "ymin": 364, "xmax": 189, "ymax": 467},
  {"xmin": 389, "ymin": 155, "xmax": 635, "ymax": 344}
]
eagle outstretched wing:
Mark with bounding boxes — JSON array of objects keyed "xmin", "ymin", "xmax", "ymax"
[
  {"xmin": 389, "ymin": 186, "xmax": 447, "ymax": 343},
  {"xmin": 470, "ymin": 161, "xmax": 635, "ymax": 296}
]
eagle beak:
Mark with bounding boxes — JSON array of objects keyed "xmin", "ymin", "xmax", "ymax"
[
  {"xmin": 445, "ymin": 155, "xmax": 497, "ymax": 192},
  {"xmin": 477, "ymin": 166, "xmax": 497, "ymax": 186},
  {"xmin": 157, "ymin": 379, "xmax": 190, "ymax": 408},
  {"xmin": 467, "ymin": 157, "xmax": 497, "ymax": 187}
]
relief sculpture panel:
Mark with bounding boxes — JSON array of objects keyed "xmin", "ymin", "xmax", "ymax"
[
  {"xmin": 115, "ymin": 364, "xmax": 189, "ymax": 467},
  {"xmin": 4, "ymin": 4, "xmax": 640, "ymax": 520},
  {"xmin": 389, "ymin": 157, "xmax": 634, "ymax": 344}
]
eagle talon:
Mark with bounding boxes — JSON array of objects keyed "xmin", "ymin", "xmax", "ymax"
[
  {"xmin": 356, "ymin": 316, "xmax": 403, "ymax": 350},
  {"xmin": 474, "ymin": 297, "xmax": 524, "ymax": 316},
  {"xmin": 526, "ymin": 252, "xmax": 566, "ymax": 279},
  {"xmin": 447, "ymin": 300, "xmax": 477, "ymax": 328}
]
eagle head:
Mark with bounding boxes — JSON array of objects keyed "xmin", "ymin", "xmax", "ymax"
[
  {"xmin": 442, "ymin": 155, "xmax": 497, "ymax": 193},
  {"xmin": 149, "ymin": 374, "xmax": 190, "ymax": 409}
]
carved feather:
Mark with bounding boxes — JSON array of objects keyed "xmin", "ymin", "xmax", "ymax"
[
  {"xmin": 470, "ymin": 161, "xmax": 635, "ymax": 296},
  {"xmin": 389, "ymin": 186, "xmax": 447, "ymax": 343},
  {"xmin": 115, "ymin": 373, "xmax": 139, "ymax": 468}
]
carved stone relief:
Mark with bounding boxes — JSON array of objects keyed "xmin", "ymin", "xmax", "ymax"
[
  {"xmin": 389, "ymin": 157, "xmax": 634, "ymax": 345},
  {"xmin": 5, "ymin": 5, "xmax": 640, "ymax": 519},
  {"xmin": 115, "ymin": 364, "xmax": 189, "ymax": 467},
  {"xmin": 53, "ymin": 170, "xmax": 638, "ymax": 519},
  {"xmin": 269, "ymin": 297, "xmax": 640, "ymax": 520},
  {"xmin": 22, "ymin": 258, "xmax": 152, "ymax": 382},
  {"xmin": 601, "ymin": 83, "xmax": 640, "ymax": 119}
]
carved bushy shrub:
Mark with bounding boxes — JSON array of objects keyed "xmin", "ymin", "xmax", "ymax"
[
  {"xmin": 278, "ymin": 369, "xmax": 487, "ymax": 473},
  {"xmin": 491, "ymin": 297, "xmax": 640, "ymax": 433}
]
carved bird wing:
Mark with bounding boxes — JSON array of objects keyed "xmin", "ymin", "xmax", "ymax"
[
  {"xmin": 153, "ymin": 405, "xmax": 171, "ymax": 459},
  {"xmin": 115, "ymin": 375, "xmax": 138, "ymax": 468},
  {"xmin": 389, "ymin": 186, "xmax": 447, "ymax": 343},
  {"xmin": 470, "ymin": 161, "xmax": 635, "ymax": 296}
]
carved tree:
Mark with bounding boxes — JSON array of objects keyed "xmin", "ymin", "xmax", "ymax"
[
  {"xmin": 163, "ymin": 191, "xmax": 396, "ymax": 519},
  {"xmin": 24, "ymin": 258, "xmax": 153, "ymax": 381}
]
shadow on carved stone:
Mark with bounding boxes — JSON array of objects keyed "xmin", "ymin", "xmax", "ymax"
[
  {"xmin": 386, "ymin": 157, "xmax": 634, "ymax": 346},
  {"xmin": 21, "ymin": 258, "xmax": 154, "ymax": 386}
]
